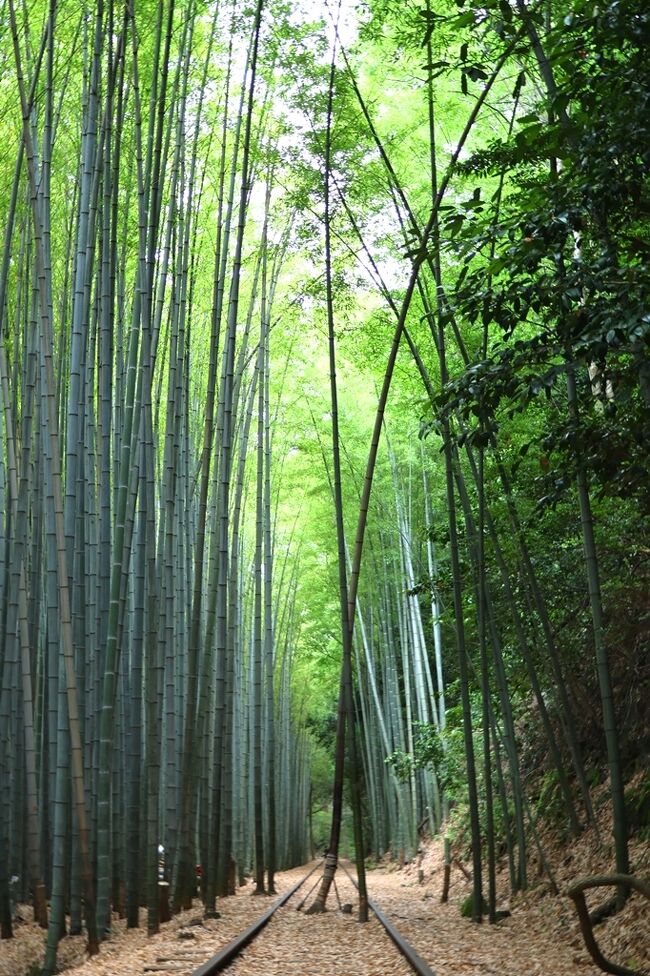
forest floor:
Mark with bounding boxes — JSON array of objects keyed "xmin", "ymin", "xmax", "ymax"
[
  {"xmin": 368, "ymin": 819, "xmax": 649, "ymax": 976},
  {"xmin": 2, "ymin": 779, "xmax": 649, "ymax": 976}
]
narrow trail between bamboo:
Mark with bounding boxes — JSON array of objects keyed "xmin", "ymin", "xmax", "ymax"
[
  {"xmin": 129, "ymin": 861, "xmax": 424, "ymax": 976},
  {"xmin": 212, "ymin": 865, "xmax": 418, "ymax": 976},
  {"xmin": 7, "ymin": 837, "xmax": 646, "ymax": 976}
]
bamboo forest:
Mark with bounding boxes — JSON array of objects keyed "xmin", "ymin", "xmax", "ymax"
[{"xmin": 0, "ymin": 0, "xmax": 648, "ymax": 974}]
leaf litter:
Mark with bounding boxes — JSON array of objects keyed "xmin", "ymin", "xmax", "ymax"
[{"xmin": 2, "ymin": 781, "xmax": 648, "ymax": 976}]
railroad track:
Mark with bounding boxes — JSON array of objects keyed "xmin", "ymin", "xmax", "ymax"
[
  {"xmin": 339, "ymin": 862, "xmax": 435, "ymax": 976},
  {"xmin": 138, "ymin": 865, "xmax": 319, "ymax": 976},
  {"xmin": 191, "ymin": 865, "xmax": 320, "ymax": 976},
  {"xmin": 140, "ymin": 861, "xmax": 436, "ymax": 976}
]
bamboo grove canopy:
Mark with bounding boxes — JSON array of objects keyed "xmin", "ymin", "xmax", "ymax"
[{"xmin": 0, "ymin": 0, "xmax": 648, "ymax": 970}]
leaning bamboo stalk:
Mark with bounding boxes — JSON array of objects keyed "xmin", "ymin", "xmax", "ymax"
[
  {"xmin": 306, "ymin": 16, "xmax": 368, "ymax": 916},
  {"xmin": 344, "ymin": 35, "xmax": 521, "ymax": 636},
  {"xmin": 337, "ymin": 41, "xmax": 516, "ymax": 919}
]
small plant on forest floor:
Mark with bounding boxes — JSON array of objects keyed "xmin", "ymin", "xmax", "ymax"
[
  {"xmin": 625, "ymin": 772, "xmax": 650, "ymax": 840},
  {"xmin": 460, "ymin": 893, "xmax": 489, "ymax": 918},
  {"xmin": 537, "ymin": 769, "xmax": 573, "ymax": 834}
]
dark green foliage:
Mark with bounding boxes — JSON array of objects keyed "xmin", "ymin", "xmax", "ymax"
[
  {"xmin": 435, "ymin": 0, "xmax": 650, "ymax": 511},
  {"xmin": 461, "ymin": 893, "xmax": 488, "ymax": 918},
  {"xmin": 536, "ymin": 770, "xmax": 568, "ymax": 830},
  {"xmin": 385, "ymin": 721, "xmax": 446, "ymax": 785}
]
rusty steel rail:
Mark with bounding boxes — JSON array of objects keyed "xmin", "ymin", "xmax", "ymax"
[
  {"xmin": 191, "ymin": 862, "xmax": 320, "ymax": 976},
  {"xmin": 367, "ymin": 895, "xmax": 436, "ymax": 976},
  {"xmin": 340, "ymin": 862, "xmax": 437, "ymax": 976},
  {"xmin": 190, "ymin": 859, "xmax": 436, "ymax": 976}
]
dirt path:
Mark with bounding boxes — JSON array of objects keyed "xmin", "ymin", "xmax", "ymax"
[
  {"xmin": 2, "ymin": 848, "xmax": 648, "ymax": 976},
  {"xmin": 224, "ymin": 869, "xmax": 413, "ymax": 976}
]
